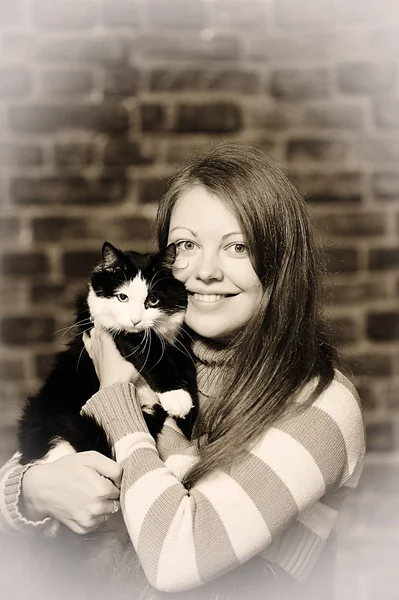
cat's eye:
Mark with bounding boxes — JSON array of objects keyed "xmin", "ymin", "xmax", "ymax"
[
  {"xmin": 147, "ymin": 294, "xmax": 159, "ymax": 307},
  {"xmin": 116, "ymin": 293, "xmax": 129, "ymax": 302}
]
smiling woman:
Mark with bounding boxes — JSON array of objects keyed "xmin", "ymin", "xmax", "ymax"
[{"xmin": 0, "ymin": 142, "xmax": 365, "ymax": 600}]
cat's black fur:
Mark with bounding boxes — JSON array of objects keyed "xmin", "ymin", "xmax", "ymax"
[{"xmin": 18, "ymin": 242, "xmax": 198, "ymax": 465}]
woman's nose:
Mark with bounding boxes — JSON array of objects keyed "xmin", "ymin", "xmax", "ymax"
[{"xmin": 194, "ymin": 251, "xmax": 223, "ymax": 282}]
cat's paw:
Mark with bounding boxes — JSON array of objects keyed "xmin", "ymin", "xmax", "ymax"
[{"xmin": 158, "ymin": 390, "xmax": 193, "ymax": 418}]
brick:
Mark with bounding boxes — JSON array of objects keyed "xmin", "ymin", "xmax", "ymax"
[
  {"xmin": 42, "ymin": 70, "xmax": 93, "ymax": 96},
  {"xmin": 0, "ymin": 68, "xmax": 31, "ymax": 97},
  {"xmin": 12, "ymin": 177, "xmax": 125, "ymax": 206},
  {"xmin": 102, "ymin": 1, "xmax": 139, "ymax": 27},
  {"xmin": 104, "ymin": 67, "xmax": 140, "ymax": 96},
  {"xmin": 287, "ymin": 139, "xmax": 350, "ymax": 162},
  {"xmin": 292, "ymin": 171, "xmax": 362, "ymax": 204},
  {"xmin": 138, "ymin": 178, "xmax": 169, "ymax": 205},
  {"xmin": 33, "ymin": 217, "xmax": 86, "ymax": 242},
  {"xmin": 326, "ymin": 248, "xmax": 358, "ymax": 273},
  {"xmin": 35, "ymin": 353, "xmax": 56, "ymax": 380},
  {"xmin": 332, "ymin": 316, "xmax": 359, "ymax": 345},
  {"xmin": 372, "ymin": 172, "xmax": 399, "ymax": 199},
  {"xmin": 34, "ymin": 0, "xmax": 98, "ymax": 30},
  {"xmin": 175, "ymin": 103, "xmax": 242, "ymax": 133},
  {"xmin": 338, "ymin": 63, "xmax": 396, "ymax": 93},
  {"xmin": 0, "ymin": 144, "xmax": 43, "ymax": 166},
  {"xmin": 31, "ymin": 284, "xmax": 65, "ymax": 305},
  {"xmin": 33, "ymin": 215, "xmax": 154, "ymax": 243},
  {"xmin": 0, "ymin": 253, "xmax": 50, "ymax": 276},
  {"xmin": 270, "ymin": 69, "xmax": 329, "ymax": 99},
  {"xmin": 37, "ymin": 37, "xmax": 128, "ymax": 64},
  {"xmin": 146, "ymin": 0, "xmax": 205, "ymax": 29},
  {"xmin": 91, "ymin": 217, "xmax": 154, "ymax": 244},
  {"xmin": 150, "ymin": 69, "xmax": 259, "ymax": 94},
  {"xmin": 369, "ymin": 247, "xmax": 399, "ymax": 270},
  {"xmin": 374, "ymin": 99, "xmax": 399, "ymax": 128},
  {"xmin": 365, "ymin": 422, "xmax": 394, "ymax": 452},
  {"xmin": 0, "ymin": 357, "xmax": 25, "ymax": 382},
  {"xmin": 9, "ymin": 105, "xmax": 129, "ymax": 134},
  {"xmin": 104, "ymin": 140, "xmax": 157, "ymax": 166},
  {"xmin": 211, "ymin": 1, "xmax": 267, "ymax": 30},
  {"xmin": 54, "ymin": 143, "xmax": 94, "ymax": 167},
  {"xmin": 315, "ymin": 213, "xmax": 387, "ymax": 237},
  {"xmin": 0, "ymin": 317, "xmax": 55, "ymax": 345},
  {"xmin": 367, "ymin": 312, "xmax": 399, "ymax": 341},
  {"xmin": 140, "ymin": 104, "xmax": 168, "ymax": 132},
  {"xmin": 276, "ymin": 0, "xmax": 334, "ymax": 27},
  {"xmin": 247, "ymin": 105, "xmax": 291, "ymax": 130},
  {"xmin": 140, "ymin": 34, "xmax": 241, "ymax": 62},
  {"xmin": 303, "ymin": 104, "xmax": 364, "ymax": 129},
  {"xmin": 344, "ymin": 352, "xmax": 394, "ymax": 376},
  {"xmin": 330, "ymin": 280, "xmax": 389, "ymax": 304},
  {"xmin": 63, "ymin": 251, "xmax": 101, "ymax": 278}
]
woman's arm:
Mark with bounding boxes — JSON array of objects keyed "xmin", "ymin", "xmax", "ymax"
[{"xmin": 82, "ymin": 376, "xmax": 365, "ymax": 593}]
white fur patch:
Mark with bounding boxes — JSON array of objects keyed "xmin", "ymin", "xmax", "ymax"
[
  {"xmin": 38, "ymin": 439, "xmax": 76, "ymax": 464},
  {"xmin": 159, "ymin": 389, "xmax": 193, "ymax": 418}
]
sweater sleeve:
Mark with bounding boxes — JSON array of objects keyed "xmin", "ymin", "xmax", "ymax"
[
  {"xmin": 81, "ymin": 377, "xmax": 365, "ymax": 593},
  {"xmin": 0, "ymin": 452, "xmax": 52, "ymax": 534}
]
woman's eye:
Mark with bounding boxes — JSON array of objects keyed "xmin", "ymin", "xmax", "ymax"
[
  {"xmin": 227, "ymin": 243, "xmax": 248, "ymax": 256},
  {"xmin": 116, "ymin": 293, "xmax": 129, "ymax": 302},
  {"xmin": 147, "ymin": 294, "xmax": 159, "ymax": 307},
  {"xmin": 176, "ymin": 240, "xmax": 196, "ymax": 252}
]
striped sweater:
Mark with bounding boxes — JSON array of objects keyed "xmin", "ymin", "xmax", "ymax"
[{"xmin": 0, "ymin": 339, "xmax": 365, "ymax": 593}]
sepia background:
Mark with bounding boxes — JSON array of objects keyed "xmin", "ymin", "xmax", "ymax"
[{"xmin": 0, "ymin": 0, "xmax": 398, "ymax": 598}]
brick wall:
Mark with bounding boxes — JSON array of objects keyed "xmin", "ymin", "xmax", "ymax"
[{"xmin": 0, "ymin": 1, "xmax": 398, "ymax": 598}]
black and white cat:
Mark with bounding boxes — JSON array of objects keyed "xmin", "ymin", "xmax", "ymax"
[{"xmin": 18, "ymin": 241, "xmax": 198, "ymax": 466}]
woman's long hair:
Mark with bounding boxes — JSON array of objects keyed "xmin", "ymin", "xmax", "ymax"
[{"xmin": 156, "ymin": 142, "xmax": 340, "ymax": 488}]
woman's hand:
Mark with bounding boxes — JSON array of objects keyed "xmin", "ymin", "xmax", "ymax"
[
  {"xmin": 83, "ymin": 324, "xmax": 138, "ymax": 389},
  {"xmin": 21, "ymin": 451, "xmax": 122, "ymax": 535}
]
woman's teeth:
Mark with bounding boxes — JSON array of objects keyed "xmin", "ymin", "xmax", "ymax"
[{"xmin": 193, "ymin": 293, "xmax": 226, "ymax": 303}]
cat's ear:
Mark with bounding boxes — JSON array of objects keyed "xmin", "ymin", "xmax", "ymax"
[
  {"xmin": 156, "ymin": 243, "xmax": 176, "ymax": 270},
  {"xmin": 101, "ymin": 242, "xmax": 123, "ymax": 270}
]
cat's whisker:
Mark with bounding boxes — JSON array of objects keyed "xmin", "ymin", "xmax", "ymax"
[
  {"xmin": 52, "ymin": 318, "xmax": 92, "ymax": 339},
  {"xmin": 138, "ymin": 330, "xmax": 152, "ymax": 374},
  {"xmin": 75, "ymin": 343, "xmax": 87, "ymax": 373}
]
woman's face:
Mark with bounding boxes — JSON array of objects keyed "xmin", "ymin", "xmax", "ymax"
[{"xmin": 167, "ymin": 186, "xmax": 263, "ymax": 341}]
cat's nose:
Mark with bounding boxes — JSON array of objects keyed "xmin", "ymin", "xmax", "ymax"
[{"xmin": 131, "ymin": 319, "xmax": 141, "ymax": 327}]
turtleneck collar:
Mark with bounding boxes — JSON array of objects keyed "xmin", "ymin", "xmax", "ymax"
[{"xmin": 190, "ymin": 332, "xmax": 234, "ymax": 366}]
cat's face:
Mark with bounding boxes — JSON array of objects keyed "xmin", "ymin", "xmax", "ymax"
[{"xmin": 87, "ymin": 242, "xmax": 187, "ymax": 341}]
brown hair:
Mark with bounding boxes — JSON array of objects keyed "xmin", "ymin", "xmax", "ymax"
[{"xmin": 156, "ymin": 142, "xmax": 339, "ymax": 488}]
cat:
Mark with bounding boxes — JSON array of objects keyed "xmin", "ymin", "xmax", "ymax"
[
  {"xmin": 18, "ymin": 241, "xmax": 199, "ymax": 467},
  {"xmin": 15, "ymin": 242, "xmax": 199, "ymax": 597}
]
